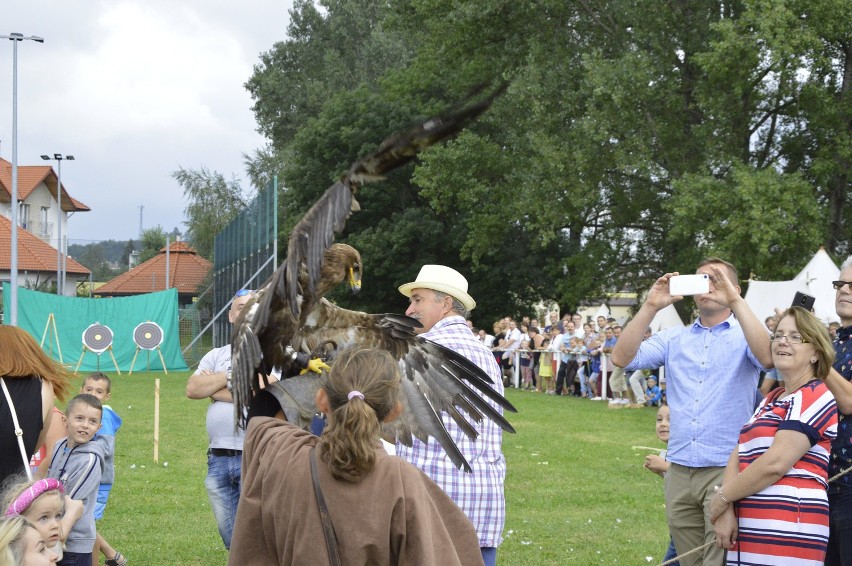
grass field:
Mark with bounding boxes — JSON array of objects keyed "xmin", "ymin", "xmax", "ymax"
[{"xmin": 82, "ymin": 371, "xmax": 671, "ymax": 565}]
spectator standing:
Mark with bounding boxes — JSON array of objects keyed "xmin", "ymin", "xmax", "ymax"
[
  {"xmin": 186, "ymin": 289, "xmax": 280, "ymax": 550},
  {"xmin": 544, "ymin": 312, "xmax": 561, "ymax": 334},
  {"xmin": 0, "ymin": 326, "xmax": 70, "ymax": 485},
  {"xmin": 819, "ymin": 258, "xmax": 852, "ymax": 565},
  {"xmin": 538, "ymin": 337, "xmax": 554, "ymax": 394},
  {"xmin": 628, "ymin": 328, "xmax": 654, "ymax": 406},
  {"xmin": 611, "ymin": 257, "xmax": 772, "ymax": 566},
  {"xmin": 397, "ymin": 265, "xmax": 506, "ymax": 565},
  {"xmin": 710, "ymin": 307, "xmax": 837, "ymax": 564},
  {"xmin": 554, "ymin": 322, "xmax": 579, "ymax": 396},
  {"xmin": 644, "ymin": 404, "xmax": 679, "ymax": 565},
  {"xmin": 46, "ymin": 394, "xmax": 108, "ymax": 566},
  {"xmin": 78, "ymin": 374, "xmax": 126, "ymax": 566}
]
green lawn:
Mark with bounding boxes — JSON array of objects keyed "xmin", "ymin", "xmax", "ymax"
[{"xmin": 85, "ymin": 372, "xmax": 670, "ymax": 565}]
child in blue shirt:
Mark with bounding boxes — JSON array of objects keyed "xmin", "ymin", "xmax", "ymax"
[{"xmin": 644, "ymin": 376, "xmax": 662, "ymax": 407}]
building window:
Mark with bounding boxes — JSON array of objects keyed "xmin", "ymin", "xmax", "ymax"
[
  {"xmin": 40, "ymin": 207, "xmax": 51, "ymax": 238},
  {"xmin": 19, "ymin": 203, "xmax": 30, "ymax": 229}
]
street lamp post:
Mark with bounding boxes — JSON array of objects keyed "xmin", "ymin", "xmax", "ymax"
[
  {"xmin": 41, "ymin": 154, "xmax": 74, "ymax": 295},
  {"xmin": 2, "ymin": 32, "xmax": 44, "ymax": 325}
]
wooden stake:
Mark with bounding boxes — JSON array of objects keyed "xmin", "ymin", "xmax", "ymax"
[{"xmin": 154, "ymin": 378, "xmax": 160, "ymax": 463}]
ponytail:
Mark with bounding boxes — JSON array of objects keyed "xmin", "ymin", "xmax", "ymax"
[{"xmin": 318, "ymin": 348, "xmax": 400, "ymax": 482}]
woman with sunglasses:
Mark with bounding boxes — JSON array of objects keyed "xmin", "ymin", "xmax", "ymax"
[{"xmin": 709, "ymin": 306, "xmax": 837, "ymax": 565}]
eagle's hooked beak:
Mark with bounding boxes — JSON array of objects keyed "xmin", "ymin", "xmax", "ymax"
[{"xmin": 348, "ymin": 266, "xmax": 362, "ymax": 294}]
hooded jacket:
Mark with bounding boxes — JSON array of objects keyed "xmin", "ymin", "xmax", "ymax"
[{"xmin": 47, "ymin": 435, "xmax": 107, "ymax": 553}]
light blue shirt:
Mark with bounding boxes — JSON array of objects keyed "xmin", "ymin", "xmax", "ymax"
[{"xmin": 625, "ymin": 314, "xmax": 765, "ymax": 467}]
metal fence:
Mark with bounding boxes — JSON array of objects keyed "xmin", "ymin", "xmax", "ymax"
[{"xmin": 211, "ymin": 177, "xmax": 278, "ymax": 348}]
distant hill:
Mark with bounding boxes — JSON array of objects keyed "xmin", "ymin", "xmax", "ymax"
[{"xmin": 68, "ymin": 240, "xmax": 140, "ymax": 280}]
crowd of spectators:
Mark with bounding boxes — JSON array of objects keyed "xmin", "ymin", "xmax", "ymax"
[{"xmin": 469, "ymin": 313, "xmax": 662, "ymax": 408}]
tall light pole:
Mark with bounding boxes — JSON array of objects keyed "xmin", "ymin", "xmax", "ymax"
[
  {"xmin": 41, "ymin": 154, "xmax": 74, "ymax": 295},
  {"xmin": 2, "ymin": 32, "xmax": 44, "ymax": 325}
]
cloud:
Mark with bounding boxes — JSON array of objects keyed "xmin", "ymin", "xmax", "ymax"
[{"xmin": 1, "ymin": 0, "xmax": 293, "ymax": 242}]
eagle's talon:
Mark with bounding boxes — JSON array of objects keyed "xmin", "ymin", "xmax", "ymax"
[{"xmin": 299, "ymin": 357, "xmax": 330, "ymax": 375}]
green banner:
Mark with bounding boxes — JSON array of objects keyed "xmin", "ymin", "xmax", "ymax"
[{"xmin": 3, "ymin": 284, "xmax": 188, "ymax": 373}]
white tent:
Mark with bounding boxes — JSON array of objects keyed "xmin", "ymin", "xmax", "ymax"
[
  {"xmin": 649, "ymin": 304, "xmax": 685, "ymax": 332},
  {"xmin": 744, "ymin": 248, "xmax": 840, "ymax": 325}
]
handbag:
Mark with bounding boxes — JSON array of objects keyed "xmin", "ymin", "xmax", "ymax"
[
  {"xmin": 1, "ymin": 377, "xmax": 34, "ymax": 480},
  {"xmin": 310, "ymin": 446, "xmax": 341, "ymax": 566}
]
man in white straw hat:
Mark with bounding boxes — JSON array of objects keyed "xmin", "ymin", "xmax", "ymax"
[{"xmin": 397, "ymin": 264, "xmax": 506, "ymax": 566}]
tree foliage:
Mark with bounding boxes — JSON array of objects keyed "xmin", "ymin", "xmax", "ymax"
[
  {"xmin": 173, "ymin": 166, "xmax": 251, "ymax": 260},
  {"xmin": 139, "ymin": 226, "xmax": 168, "ymax": 264},
  {"xmin": 236, "ymin": 0, "xmax": 850, "ymax": 324}
]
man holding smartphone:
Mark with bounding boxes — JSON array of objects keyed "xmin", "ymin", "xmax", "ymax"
[{"xmin": 611, "ymin": 257, "xmax": 772, "ymax": 566}]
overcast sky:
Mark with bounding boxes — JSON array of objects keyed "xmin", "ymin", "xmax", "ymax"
[{"xmin": 1, "ymin": 0, "xmax": 294, "ymax": 243}]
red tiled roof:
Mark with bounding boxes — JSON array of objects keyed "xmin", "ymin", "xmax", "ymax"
[
  {"xmin": 0, "ymin": 157, "xmax": 90, "ymax": 212},
  {"xmin": 0, "ymin": 215, "xmax": 91, "ymax": 275},
  {"xmin": 96, "ymin": 241, "xmax": 211, "ymax": 296}
]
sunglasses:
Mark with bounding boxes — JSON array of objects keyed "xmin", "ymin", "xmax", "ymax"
[
  {"xmin": 235, "ymin": 289, "xmax": 255, "ymax": 297},
  {"xmin": 832, "ymin": 281, "xmax": 852, "ymax": 291}
]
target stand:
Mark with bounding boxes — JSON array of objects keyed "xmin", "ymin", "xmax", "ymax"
[
  {"xmin": 75, "ymin": 323, "xmax": 121, "ymax": 375},
  {"xmin": 129, "ymin": 322, "xmax": 167, "ymax": 374}
]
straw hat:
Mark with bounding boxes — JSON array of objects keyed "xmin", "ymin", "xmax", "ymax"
[{"xmin": 398, "ymin": 265, "xmax": 476, "ymax": 312}]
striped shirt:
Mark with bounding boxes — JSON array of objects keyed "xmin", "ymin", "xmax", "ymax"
[
  {"xmin": 395, "ymin": 316, "xmax": 506, "ymax": 547},
  {"xmin": 625, "ymin": 314, "xmax": 765, "ymax": 467}
]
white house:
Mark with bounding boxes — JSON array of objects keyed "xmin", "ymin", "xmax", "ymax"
[{"xmin": 0, "ymin": 157, "xmax": 91, "ymax": 296}]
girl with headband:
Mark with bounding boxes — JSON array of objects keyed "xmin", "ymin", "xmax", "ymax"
[
  {"xmin": 229, "ymin": 347, "xmax": 483, "ymax": 565},
  {"xmin": 2, "ymin": 477, "xmax": 83, "ymax": 561}
]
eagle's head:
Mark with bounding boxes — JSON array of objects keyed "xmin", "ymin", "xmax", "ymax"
[{"xmin": 319, "ymin": 243, "xmax": 362, "ymax": 297}]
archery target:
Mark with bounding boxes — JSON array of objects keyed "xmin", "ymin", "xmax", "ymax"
[
  {"xmin": 133, "ymin": 322, "xmax": 164, "ymax": 350},
  {"xmin": 82, "ymin": 323, "xmax": 114, "ymax": 353}
]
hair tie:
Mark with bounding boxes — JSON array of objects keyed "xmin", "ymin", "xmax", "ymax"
[
  {"xmin": 347, "ymin": 390, "xmax": 365, "ymax": 401},
  {"xmin": 5, "ymin": 478, "xmax": 64, "ymax": 517}
]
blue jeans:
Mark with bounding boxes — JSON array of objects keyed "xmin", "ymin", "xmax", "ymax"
[
  {"xmin": 481, "ymin": 547, "xmax": 497, "ymax": 566},
  {"xmin": 57, "ymin": 551, "xmax": 91, "ymax": 566},
  {"xmin": 205, "ymin": 452, "xmax": 241, "ymax": 549},
  {"xmin": 826, "ymin": 487, "xmax": 852, "ymax": 565},
  {"xmin": 663, "ymin": 536, "xmax": 679, "ymax": 565}
]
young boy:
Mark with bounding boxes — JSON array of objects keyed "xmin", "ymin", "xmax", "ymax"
[
  {"xmin": 47, "ymin": 393, "xmax": 107, "ymax": 566},
  {"xmin": 643, "ymin": 405, "xmax": 679, "ymax": 565},
  {"xmin": 81, "ymin": 373, "xmax": 127, "ymax": 566},
  {"xmin": 644, "ymin": 376, "xmax": 662, "ymax": 407}
]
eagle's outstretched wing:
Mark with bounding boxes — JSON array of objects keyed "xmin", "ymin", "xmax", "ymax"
[
  {"xmin": 231, "ymin": 244, "xmax": 362, "ymax": 417},
  {"xmin": 251, "ymin": 299, "xmax": 517, "ymax": 472},
  {"xmin": 284, "ymin": 83, "xmax": 506, "ymax": 322}
]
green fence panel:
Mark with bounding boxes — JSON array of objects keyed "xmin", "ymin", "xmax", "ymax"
[{"xmin": 3, "ymin": 283, "xmax": 188, "ymax": 372}]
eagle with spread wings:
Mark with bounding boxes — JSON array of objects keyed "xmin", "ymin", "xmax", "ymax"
[{"xmin": 230, "ymin": 85, "xmax": 515, "ymax": 472}]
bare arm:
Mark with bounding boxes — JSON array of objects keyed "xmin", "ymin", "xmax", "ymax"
[
  {"xmin": 35, "ymin": 408, "xmax": 66, "ymax": 479},
  {"xmin": 36, "ymin": 380, "xmax": 55, "ymax": 454},
  {"xmin": 710, "ymin": 429, "xmax": 811, "ymax": 521},
  {"xmin": 186, "ymin": 369, "xmax": 228, "ymax": 400},
  {"xmin": 60, "ymin": 497, "xmax": 83, "ymax": 542},
  {"xmin": 611, "ymin": 272, "xmax": 681, "ymax": 367},
  {"xmin": 644, "ymin": 454, "xmax": 669, "ymax": 478}
]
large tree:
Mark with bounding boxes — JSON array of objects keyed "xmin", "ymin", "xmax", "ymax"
[{"xmin": 242, "ymin": 0, "xmax": 849, "ymax": 323}]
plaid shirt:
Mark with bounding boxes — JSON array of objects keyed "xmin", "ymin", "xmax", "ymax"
[{"xmin": 395, "ymin": 316, "xmax": 506, "ymax": 547}]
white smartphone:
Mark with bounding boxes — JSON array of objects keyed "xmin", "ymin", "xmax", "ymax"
[{"xmin": 669, "ymin": 274, "xmax": 710, "ymax": 296}]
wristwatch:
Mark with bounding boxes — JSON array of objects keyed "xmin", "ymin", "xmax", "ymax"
[{"xmin": 226, "ymin": 372, "xmax": 233, "ymax": 392}]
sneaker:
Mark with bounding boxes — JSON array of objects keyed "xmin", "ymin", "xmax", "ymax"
[
  {"xmin": 105, "ymin": 552, "xmax": 128, "ymax": 566},
  {"xmin": 589, "ymin": 396, "xmax": 602, "ymax": 401},
  {"xmin": 617, "ymin": 398, "xmax": 631, "ymax": 404}
]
